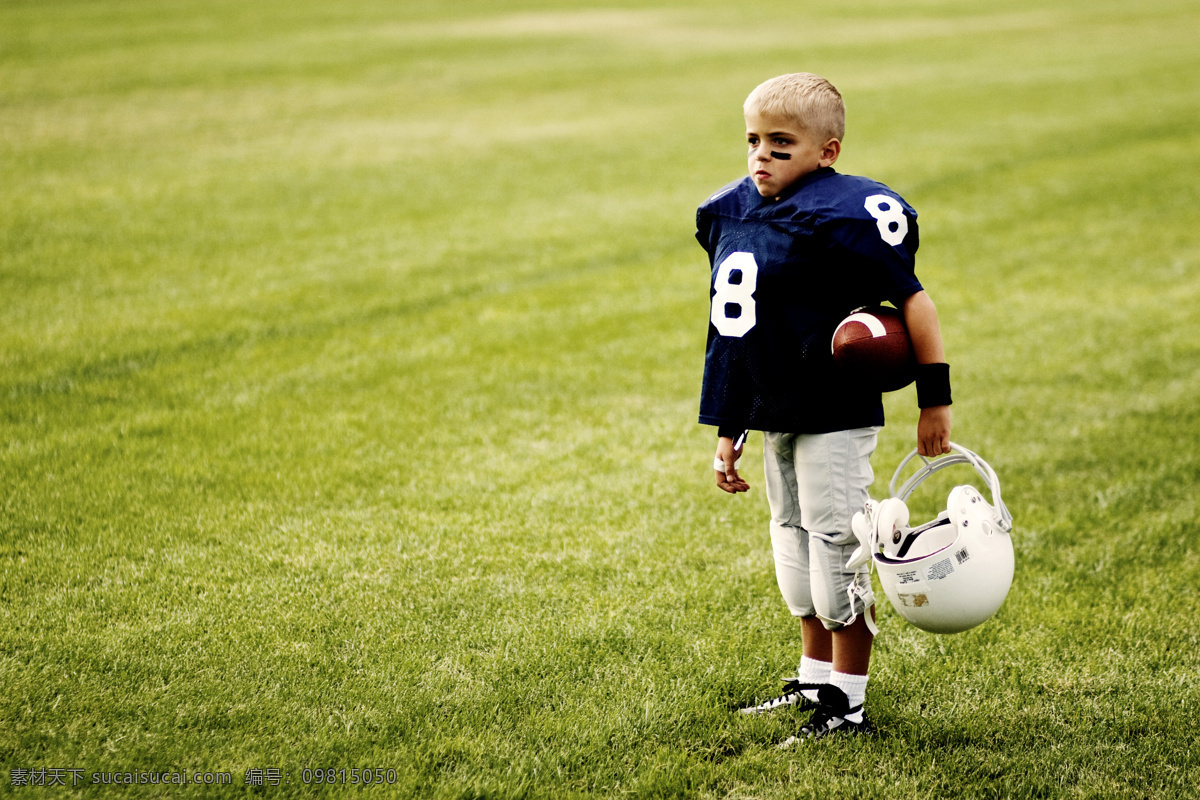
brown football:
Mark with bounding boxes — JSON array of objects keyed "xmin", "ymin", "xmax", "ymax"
[{"xmin": 831, "ymin": 306, "xmax": 916, "ymax": 391}]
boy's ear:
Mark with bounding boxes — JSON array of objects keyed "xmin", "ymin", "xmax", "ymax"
[{"xmin": 820, "ymin": 138, "xmax": 841, "ymax": 167}]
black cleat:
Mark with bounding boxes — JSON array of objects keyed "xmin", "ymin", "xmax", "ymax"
[{"xmin": 778, "ymin": 684, "xmax": 874, "ymax": 746}]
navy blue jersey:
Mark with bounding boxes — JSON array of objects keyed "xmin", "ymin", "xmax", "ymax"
[{"xmin": 696, "ymin": 167, "xmax": 923, "ymax": 434}]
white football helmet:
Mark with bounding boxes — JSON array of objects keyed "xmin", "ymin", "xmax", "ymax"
[{"xmin": 847, "ymin": 443, "xmax": 1014, "ymax": 634}]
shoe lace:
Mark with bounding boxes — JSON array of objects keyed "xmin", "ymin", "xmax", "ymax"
[
  {"xmin": 779, "ymin": 679, "xmax": 823, "ymax": 697},
  {"xmin": 774, "ymin": 679, "xmax": 824, "ymax": 710},
  {"xmin": 800, "ymin": 685, "xmax": 853, "ymax": 734},
  {"xmin": 801, "ymin": 705, "xmax": 839, "ymax": 733}
]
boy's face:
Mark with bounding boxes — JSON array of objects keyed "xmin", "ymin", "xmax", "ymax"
[{"xmin": 744, "ymin": 109, "xmax": 840, "ymax": 198}]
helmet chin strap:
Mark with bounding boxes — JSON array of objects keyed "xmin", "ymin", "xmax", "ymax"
[
  {"xmin": 845, "ymin": 579, "xmax": 879, "ymax": 637},
  {"xmin": 840, "ymin": 500, "xmax": 881, "ymax": 636},
  {"xmin": 817, "ymin": 576, "xmax": 879, "ymax": 637},
  {"xmin": 846, "ymin": 499, "xmax": 878, "ymax": 570}
]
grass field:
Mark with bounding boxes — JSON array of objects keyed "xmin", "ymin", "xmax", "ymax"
[{"xmin": 3, "ymin": 0, "xmax": 1200, "ymax": 797}]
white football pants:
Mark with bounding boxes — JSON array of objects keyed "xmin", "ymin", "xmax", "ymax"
[{"xmin": 763, "ymin": 427, "xmax": 879, "ymax": 630}]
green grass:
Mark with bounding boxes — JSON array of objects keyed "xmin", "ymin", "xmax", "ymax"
[{"xmin": 3, "ymin": 0, "xmax": 1200, "ymax": 797}]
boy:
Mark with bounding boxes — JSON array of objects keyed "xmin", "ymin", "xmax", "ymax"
[{"xmin": 695, "ymin": 73, "xmax": 953, "ymax": 743}]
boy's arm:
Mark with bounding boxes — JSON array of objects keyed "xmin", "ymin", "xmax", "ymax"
[{"xmin": 901, "ymin": 291, "xmax": 952, "ymax": 457}]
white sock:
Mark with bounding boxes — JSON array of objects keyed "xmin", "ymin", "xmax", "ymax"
[
  {"xmin": 797, "ymin": 657, "xmax": 831, "ymax": 702},
  {"xmin": 830, "ymin": 670, "xmax": 869, "ymax": 720}
]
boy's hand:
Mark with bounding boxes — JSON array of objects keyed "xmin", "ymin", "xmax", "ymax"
[
  {"xmin": 917, "ymin": 405, "xmax": 952, "ymax": 457},
  {"xmin": 715, "ymin": 436, "xmax": 749, "ymax": 494}
]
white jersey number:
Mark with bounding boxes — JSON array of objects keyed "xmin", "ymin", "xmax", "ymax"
[
  {"xmin": 710, "ymin": 251, "xmax": 758, "ymax": 338},
  {"xmin": 864, "ymin": 194, "xmax": 909, "ymax": 246}
]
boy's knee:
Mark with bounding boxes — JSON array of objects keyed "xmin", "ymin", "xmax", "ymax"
[{"xmin": 808, "ymin": 535, "xmax": 873, "ymax": 630}]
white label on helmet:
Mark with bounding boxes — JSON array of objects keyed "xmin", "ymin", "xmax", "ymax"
[
  {"xmin": 926, "ymin": 558, "xmax": 956, "ymax": 581},
  {"xmin": 895, "ymin": 569, "xmax": 922, "ymax": 586}
]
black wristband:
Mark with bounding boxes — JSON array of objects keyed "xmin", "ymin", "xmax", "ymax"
[
  {"xmin": 915, "ymin": 363, "xmax": 952, "ymax": 408},
  {"xmin": 718, "ymin": 425, "xmax": 747, "ymax": 440}
]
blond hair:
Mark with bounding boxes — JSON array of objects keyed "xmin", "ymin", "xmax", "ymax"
[{"xmin": 744, "ymin": 73, "xmax": 845, "ymax": 143}]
